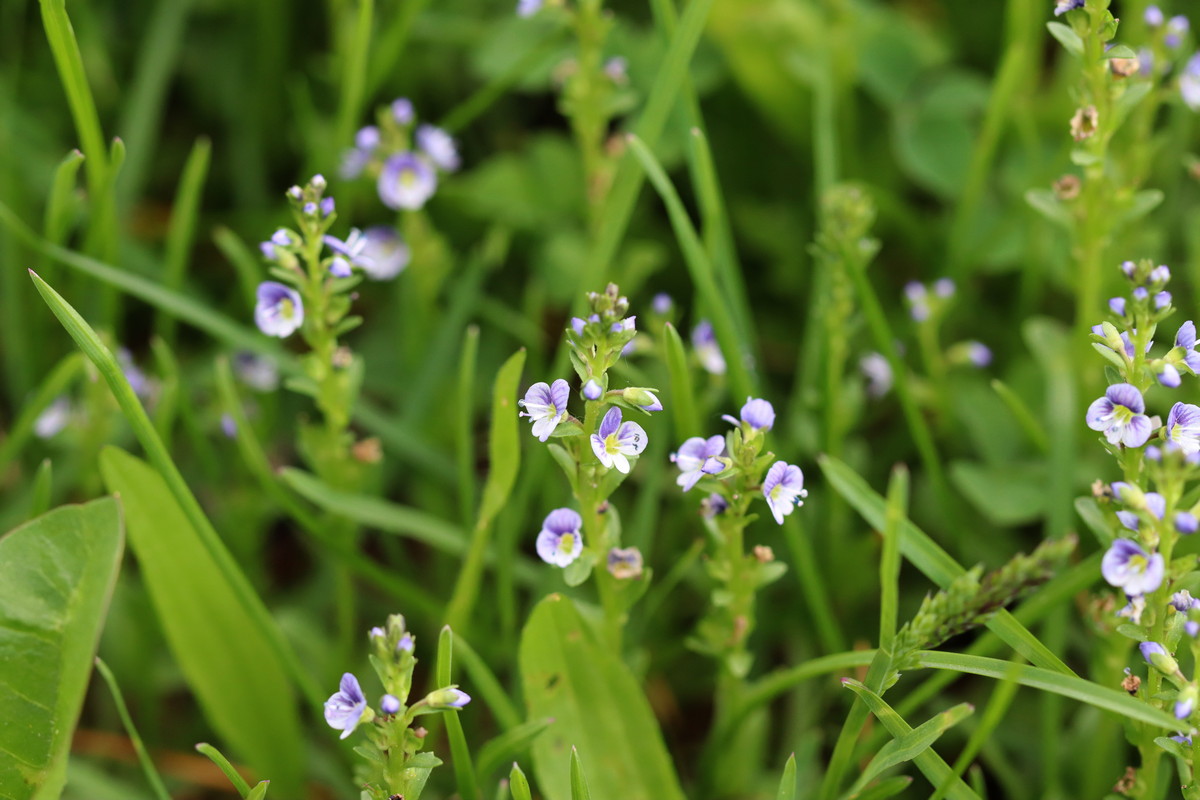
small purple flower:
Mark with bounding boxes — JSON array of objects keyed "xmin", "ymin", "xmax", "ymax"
[
  {"xmin": 1176, "ymin": 321, "xmax": 1200, "ymax": 373},
  {"xmin": 701, "ymin": 493, "xmax": 728, "ymax": 518},
  {"xmin": 671, "ymin": 435, "xmax": 725, "ymax": 491},
  {"xmin": 739, "ymin": 397, "xmax": 776, "ymax": 431},
  {"xmin": 428, "ymin": 688, "xmax": 471, "ymax": 709},
  {"xmin": 518, "ymin": 379, "xmax": 570, "ymax": 441},
  {"xmin": 1054, "ymin": 0, "xmax": 1084, "ymax": 16},
  {"xmin": 1133, "ymin": 286, "xmax": 1149, "ymax": 301},
  {"xmin": 604, "ymin": 56, "xmax": 628, "ymax": 84},
  {"xmin": 358, "ymin": 226, "xmax": 410, "ymax": 281},
  {"xmin": 255, "ymin": 282, "xmax": 304, "ymax": 338},
  {"xmin": 369, "ymin": 626, "xmax": 386, "ymax": 639},
  {"xmin": 1182, "ymin": 54, "xmax": 1200, "ymax": 110},
  {"xmin": 1109, "ymin": 297, "xmax": 1127, "ymax": 316},
  {"xmin": 392, "ymin": 98, "xmax": 414, "ymax": 125},
  {"xmin": 34, "ymin": 396, "xmax": 70, "ymax": 438},
  {"xmin": 1085, "ymin": 383, "xmax": 1152, "ymax": 448},
  {"xmin": 1173, "ymin": 732, "xmax": 1194, "ymax": 745},
  {"xmin": 860, "ymin": 352, "xmax": 893, "ymax": 398},
  {"xmin": 1152, "ymin": 265, "xmax": 1172, "ymax": 284},
  {"xmin": 1168, "ymin": 402, "xmax": 1200, "ymax": 454},
  {"xmin": 398, "ymin": 632, "xmax": 414, "ymax": 652},
  {"xmin": 1173, "ymin": 591, "xmax": 1197, "ymax": 612},
  {"xmin": 1180, "ymin": 692, "xmax": 1198, "ymax": 720},
  {"xmin": 1177, "ymin": 511, "xmax": 1199, "ymax": 535},
  {"xmin": 933, "ymin": 278, "xmax": 955, "ymax": 298},
  {"xmin": 517, "ymin": 0, "xmax": 543, "ymax": 16},
  {"xmin": 582, "ymin": 380, "xmax": 603, "ymax": 401},
  {"xmin": 1167, "ymin": 16, "xmax": 1190, "ymax": 48},
  {"xmin": 324, "ymin": 673, "xmax": 368, "ymax": 739},
  {"xmin": 1156, "ymin": 291, "xmax": 1172, "ymax": 309},
  {"xmin": 607, "ymin": 547, "xmax": 644, "ymax": 579},
  {"xmin": 340, "ymin": 147, "xmax": 370, "ymax": 180},
  {"xmin": 692, "ymin": 320, "xmax": 726, "ymax": 375},
  {"xmin": 356, "ymin": 126, "xmax": 380, "ymax": 151},
  {"xmin": 378, "ymin": 153, "xmax": 437, "ymax": 210},
  {"xmin": 904, "ymin": 282, "xmax": 930, "ymax": 321},
  {"xmin": 763, "ymin": 461, "xmax": 808, "ymax": 525},
  {"xmin": 638, "ymin": 390, "xmax": 662, "ymax": 412},
  {"xmin": 965, "ymin": 342, "xmax": 992, "ymax": 368},
  {"xmin": 1141, "ymin": 641, "xmax": 1169, "ymax": 662},
  {"xmin": 234, "ymin": 351, "xmax": 280, "ymax": 392},
  {"xmin": 220, "ymin": 414, "xmax": 237, "ymax": 438},
  {"xmin": 536, "ymin": 508, "xmax": 583, "ymax": 567},
  {"xmin": 320, "ymin": 196, "xmax": 335, "ymax": 217},
  {"xmin": 416, "ymin": 125, "xmax": 460, "ymax": 172},
  {"xmin": 381, "ymin": 694, "xmax": 401, "ymax": 715},
  {"xmin": 1147, "ymin": 6, "xmax": 1164, "ymax": 26},
  {"xmin": 1101, "ymin": 539, "xmax": 1165, "ymax": 596},
  {"xmin": 1189, "ymin": 621, "xmax": 1200, "ymax": 638},
  {"xmin": 324, "ymin": 228, "xmax": 370, "ymax": 277},
  {"xmin": 303, "ymin": 202, "xmax": 318, "ymax": 216},
  {"xmin": 590, "ymin": 407, "xmax": 647, "ymax": 473},
  {"xmin": 1121, "ymin": 260, "xmax": 1137, "ymax": 279},
  {"xmin": 1159, "ymin": 364, "xmax": 1182, "ymax": 388},
  {"xmin": 652, "ymin": 293, "xmax": 673, "ymax": 314}
]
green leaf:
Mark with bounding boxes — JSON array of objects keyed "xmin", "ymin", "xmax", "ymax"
[
  {"xmin": 819, "ymin": 455, "xmax": 1073, "ymax": 675},
  {"xmin": 846, "ymin": 703, "xmax": 974, "ymax": 797},
  {"xmin": 776, "ymin": 753, "xmax": 797, "ymax": 800},
  {"xmin": 1116, "ymin": 189, "xmax": 1164, "ymax": 226},
  {"xmin": 476, "ymin": 718, "xmax": 553, "ymax": 782},
  {"xmin": 1024, "ymin": 188, "xmax": 1074, "ymax": 229},
  {"xmin": 520, "ymin": 595, "xmax": 686, "ymax": 800},
  {"xmin": 0, "ymin": 498, "xmax": 123, "ymax": 800},
  {"xmin": 1045, "ymin": 21, "xmax": 1083, "ymax": 57},
  {"xmin": 569, "ymin": 748, "xmax": 592, "ymax": 800},
  {"xmin": 662, "ymin": 322, "xmax": 700, "ymax": 444},
  {"xmin": 1074, "ymin": 497, "xmax": 1114, "ymax": 547},
  {"xmin": 194, "ymin": 743, "xmax": 251, "ymax": 798},
  {"xmin": 546, "ymin": 444, "xmax": 580, "ymax": 495},
  {"xmin": 914, "ymin": 651, "xmax": 1183, "ymax": 729},
  {"xmin": 841, "ymin": 680, "xmax": 980, "ymax": 800},
  {"xmin": 244, "ymin": 781, "xmax": 270, "ymax": 800},
  {"xmin": 159, "ymin": 136, "xmax": 212, "ymax": 345},
  {"xmin": 43, "ymin": 149, "xmax": 85, "ymax": 245},
  {"xmin": 1102, "ymin": 44, "xmax": 1137, "ymax": 59},
  {"xmin": 100, "ymin": 448, "xmax": 305, "ymax": 798},
  {"xmin": 848, "ymin": 776, "xmax": 913, "ymax": 800},
  {"xmin": 509, "ymin": 763, "xmax": 534, "ymax": 800},
  {"xmin": 437, "ymin": 626, "xmax": 480, "ymax": 800},
  {"xmin": 93, "ymin": 658, "xmax": 171, "ymax": 800}
]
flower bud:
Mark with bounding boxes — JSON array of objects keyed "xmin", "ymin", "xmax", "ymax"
[
  {"xmin": 1141, "ymin": 641, "xmax": 1180, "ymax": 676},
  {"xmin": 425, "ymin": 687, "xmax": 471, "ymax": 709}
]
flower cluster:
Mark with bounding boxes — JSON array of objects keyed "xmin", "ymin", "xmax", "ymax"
[
  {"xmin": 322, "ymin": 616, "xmax": 469, "ymax": 800},
  {"xmin": 341, "ymin": 98, "xmax": 459, "ymax": 211},
  {"xmin": 518, "ymin": 284, "xmax": 658, "ymax": 585}
]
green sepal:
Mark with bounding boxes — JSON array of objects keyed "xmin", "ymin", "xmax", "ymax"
[{"xmin": 564, "ymin": 550, "xmax": 598, "ymax": 587}]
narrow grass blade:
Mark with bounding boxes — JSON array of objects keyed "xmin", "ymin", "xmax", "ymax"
[
  {"xmin": 0, "ymin": 498, "xmax": 123, "ymax": 800},
  {"xmin": 446, "ymin": 349, "xmax": 527, "ymax": 632},
  {"xmin": 438, "ymin": 626, "xmax": 481, "ymax": 800},
  {"xmin": 841, "ymin": 680, "xmax": 980, "ymax": 800},
  {"xmin": 845, "ymin": 702, "xmax": 974, "ymax": 798},
  {"xmin": 662, "ymin": 322, "xmax": 700, "ymax": 443},
  {"xmin": 776, "ymin": 753, "xmax": 797, "ymax": 800},
  {"xmin": 93, "ymin": 658, "xmax": 172, "ymax": 800},
  {"xmin": 848, "ymin": 776, "xmax": 913, "ymax": 800},
  {"xmin": 195, "ymin": 743, "xmax": 251, "ymax": 798},
  {"xmin": 989, "ymin": 379, "xmax": 1050, "ymax": 454},
  {"xmin": 212, "ymin": 225, "xmax": 264, "ymax": 305},
  {"xmin": 914, "ymin": 651, "xmax": 1182, "ymax": 729},
  {"xmin": 930, "ymin": 660, "xmax": 1022, "ymax": 800},
  {"xmin": 509, "ymin": 763, "xmax": 534, "ymax": 800},
  {"xmin": 457, "ymin": 325, "xmax": 480, "ymax": 528},
  {"xmin": 476, "ymin": 718, "xmax": 553, "ymax": 784},
  {"xmin": 0, "ymin": 352, "xmax": 83, "ymax": 477},
  {"xmin": 43, "ymin": 149, "xmax": 84, "ymax": 245},
  {"xmin": 333, "ymin": 0, "xmax": 373, "ymax": 152},
  {"xmin": 879, "ymin": 465, "xmax": 909, "ymax": 653},
  {"xmin": 626, "ymin": 134, "xmax": 755, "ymax": 400},
  {"xmin": 28, "ymin": 459, "xmax": 53, "ymax": 520},
  {"xmin": 819, "ymin": 454, "xmax": 1072, "ymax": 675},
  {"xmin": 30, "ymin": 272, "xmax": 324, "ymax": 717},
  {"xmin": 455, "ymin": 634, "xmax": 522, "ymax": 732},
  {"xmin": 245, "ymin": 781, "xmax": 270, "ymax": 800},
  {"xmin": 159, "ymin": 137, "xmax": 212, "ymax": 345},
  {"xmin": 569, "ymin": 748, "xmax": 592, "ymax": 800},
  {"xmin": 780, "ymin": 514, "xmax": 845, "ymax": 653}
]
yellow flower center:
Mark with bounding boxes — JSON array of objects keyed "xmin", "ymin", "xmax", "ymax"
[{"xmin": 558, "ymin": 533, "xmax": 575, "ymax": 553}]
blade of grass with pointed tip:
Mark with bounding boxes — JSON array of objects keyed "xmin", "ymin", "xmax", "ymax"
[
  {"xmin": 819, "ymin": 454, "xmax": 1072, "ymax": 675},
  {"xmin": 245, "ymin": 781, "xmax": 270, "ymax": 800},
  {"xmin": 159, "ymin": 137, "xmax": 211, "ymax": 345},
  {"xmin": 93, "ymin": 658, "xmax": 171, "ymax": 800},
  {"xmin": 509, "ymin": 763, "xmax": 533, "ymax": 800},
  {"xmin": 845, "ymin": 702, "xmax": 974, "ymax": 798},
  {"xmin": 930, "ymin": 660, "xmax": 1022, "ymax": 800},
  {"xmin": 457, "ymin": 325, "xmax": 480, "ymax": 528},
  {"xmin": 914, "ymin": 651, "xmax": 1181, "ymax": 728},
  {"xmin": 100, "ymin": 446, "xmax": 305, "ymax": 798},
  {"xmin": 446, "ymin": 349, "xmax": 527, "ymax": 632},
  {"xmin": 850, "ymin": 776, "xmax": 914, "ymax": 800},
  {"xmin": 569, "ymin": 748, "xmax": 592, "ymax": 800},
  {"xmin": 212, "ymin": 225, "xmax": 262, "ymax": 306},
  {"xmin": 194, "ymin": 743, "xmax": 251, "ymax": 798},
  {"xmin": 476, "ymin": 718, "xmax": 553, "ymax": 785},
  {"xmin": 776, "ymin": 754, "xmax": 797, "ymax": 800},
  {"xmin": 333, "ymin": 0, "xmax": 373, "ymax": 153},
  {"xmin": 0, "ymin": 498, "xmax": 123, "ymax": 800},
  {"xmin": 662, "ymin": 322, "xmax": 699, "ymax": 443},
  {"xmin": 626, "ymin": 134, "xmax": 755, "ymax": 401},
  {"xmin": 841, "ymin": 680, "xmax": 980, "ymax": 800},
  {"xmin": 28, "ymin": 460, "xmax": 54, "ymax": 520},
  {"xmin": 520, "ymin": 595, "xmax": 686, "ymax": 800},
  {"xmin": 44, "ymin": 149, "xmax": 84, "ymax": 245},
  {"xmin": 990, "ymin": 379, "xmax": 1049, "ymax": 454},
  {"xmin": 438, "ymin": 626, "xmax": 480, "ymax": 800},
  {"xmin": 880, "ymin": 465, "xmax": 909, "ymax": 653}
]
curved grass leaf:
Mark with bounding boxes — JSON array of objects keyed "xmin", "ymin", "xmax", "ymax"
[
  {"xmin": 519, "ymin": 594, "xmax": 685, "ymax": 800},
  {"xmin": 0, "ymin": 498, "xmax": 123, "ymax": 800},
  {"xmin": 93, "ymin": 658, "xmax": 171, "ymax": 800},
  {"xmin": 100, "ymin": 447, "xmax": 304, "ymax": 798},
  {"xmin": 845, "ymin": 702, "xmax": 974, "ymax": 798}
]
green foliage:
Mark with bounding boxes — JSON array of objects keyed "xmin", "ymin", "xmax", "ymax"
[{"xmin": 0, "ymin": 499, "xmax": 123, "ymax": 800}]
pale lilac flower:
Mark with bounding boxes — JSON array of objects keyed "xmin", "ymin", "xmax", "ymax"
[
  {"xmin": 517, "ymin": 0, "xmax": 542, "ymax": 16},
  {"xmin": 324, "ymin": 673, "xmax": 368, "ymax": 739},
  {"xmin": 536, "ymin": 508, "xmax": 583, "ymax": 567},
  {"xmin": 1141, "ymin": 641, "xmax": 1169, "ymax": 662},
  {"xmin": 1173, "ymin": 590, "xmax": 1198, "ymax": 612},
  {"xmin": 1177, "ymin": 692, "xmax": 1196, "ymax": 720},
  {"xmin": 381, "ymin": 694, "xmax": 401, "ymax": 714},
  {"xmin": 1152, "ymin": 265, "xmax": 1172, "ymax": 284},
  {"xmin": 378, "ymin": 153, "xmax": 437, "ymax": 210},
  {"xmin": 1118, "ymin": 595, "xmax": 1147, "ymax": 625},
  {"xmin": 392, "ymin": 98, "xmax": 414, "ymax": 125},
  {"xmin": 427, "ymin": 688, "xmax": 471, "ymax": 708},
  {"xmin": 356, "ymin": 126, "xmax": 380, "ymax": 151},
  {"xmin": 604, "ymin": 56, "xmax": 628, "ymax": 84},
  {"xmin": 1121, "ymin": 260, "xmax": 1137, "ymax": 279},
  {"xmin": 117, "ymin": 348, "xmax": 152, "ymax": 398},
  {"xmin": 1133, "ymin": 287, "xmax": 1150, "ymax": 302},
  {"xmin": 1190, "ymin": 622, "xmax": 1200, "ymax": 638},
  {"xmin": 254, "ymin": 282, "xmax": 304, "ymax": 338},
  {"xmin": 860, "ymin": 352, "xmax": 893, "ymax": 398},
  {"xmin": 358, "ymin": 226, "xmax": 410, "ymax": 280},
  {"xmin": 1159, "ymin": 363, "xmax": 1182, "ymax": 388},
  {"xmin": 652, "ymin": 293, "xmax": 673, "ymax": 314},
  {"xmin": 1177, "ymin": 511, "xmax": 1199, "ymax": 535},
  {"xmin": 369, "ymin": 626, "xmax": 386, "ymax": 639},
  {"xmin": 634, "ymin": 390, "xmax": 662, "ymax": 412},
  {"xmin": 1175, "ymin": 321, "xmax": 1200, "ymax": 373},
  {"xmin": 220, "ymin": 414, "xmax": 237, "ymax": 438},
  {"xmin": 233, "ymin": 352, "xmax": 280, "ymax": 392},
  {"xmin": 1054, "ymin": 0, "xmax": 1084, "ymax": 16},
  {"xmin": 904, "ymin": 282, "xmax": 930, "ymax": 321},
  {"xmin": 590, "ymin": 407, "xmax": 647, "ymax": 473},
  {"xmin": 1109, "ymin": 297, "xmax": 1127, "ymax": 316},
  {"xmin": 1167, "ymin": 16, "xmax": 1190, "ymax": 48},
  {"xmin": 518, "ymin": 379, "xmax": 570, "ymax": 441},
  {"xmin": 324, "ymin": 228, "xmax": 370, "ymax": 277},
  {"xmin": 734, "ymin": 397, "xmax": 775, "ymax": 431},
  {"xmin": 763, "ymin": 461, "xmax": 808, "ymax": 525},
  {"xmin": 701, "ymin": 493, "xmax": 728, "ymax": 518},
  {"xmin": 34, "ymin": 396, "xmax": 70, "ymax": 438},
  {"xmin": 1147, "ymin": 6, "xmax": 1164, "ymax": 27},
  {"xmin": 1085, "ymin": 383, "xmax": 1152, "ymax": 447},
  {"xmin": 933, "ymin": 278, "xmax": 955, "ymax": 298},
  {"xmin": 340, "ymin": 148, "xmax": 370, "ymax": 180},
  {"xmin": 582, "ymin": 379, "xmax": 603, "ymax": 401},
  {"xmin": 607, "ymin": 547, "xmax": 643, "ymax": 579},
  {"xmin": 671, "ymin": 435, "xmax": 725, "ymax": 491},
  {"xmin": 398, "ymin": 632, "xmax": 414, "ymax": 652},
  {"xmin": 692, "ymin": 320, "xmax": 726, "ymax": 374},
  {"xmin": 1168, "ymin": 402, "xmax": 1200, "ymax": 454},
  {"xmin": 1101, "ymin": 538, "xmax": 1165, "ymax": 596},
  {"xmin": 416, "ymin": 125, "xmax": 460, "ymax": 172},
  {"xmin": 303, "ymin": 202, "xmax": 318, "ymax": 216},
  {"xmin": 965, "ymin": 342, "xmax": 992, "ymax": 368},
  {"xmin": 1156, "ymin": 291, "xmax": 1172, "ymax": 309},
  {"xmin": 1182, "ymin": 54, "xmax": 1200, "ymax": 111}
]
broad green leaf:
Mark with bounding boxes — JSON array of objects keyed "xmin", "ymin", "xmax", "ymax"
[
  {"xmin": 845, "ymin": 703, "xmax": 974, "ymax": 797},
  {"xmin": 914, "ymin": 651, "xmax": 1182, "ymax": 729},
  {"xmin": 519, "ymin": 595, "xmax": 685, "ymax": 800},
  {"xmin": 0, "ymin": 498, "xmax": 123, "ymax": 800},
  {"xmin": 819, "ymin": 455, "xmax": 1073, "ymax": 675},
  {"xmin": 841, "ymin": 680, "xmax": 980, "ymax": 800},
  {"xmin": 100, "ymin": 448, "xmax": 304, "ymax": 798}
]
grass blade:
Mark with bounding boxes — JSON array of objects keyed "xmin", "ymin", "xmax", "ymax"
[
  {"xmin": 476, "ymin": 718, "xmax": 553, "ymax": 785},
  {"xmin": 27, "ymin": 459, "xmax": 53, "ymax": 520},
  {"xmin": 43, "ymin": 148, "xmax": 84, "ymax": 245},
  {"xmin": 776, "ymin": 753, "xmax": 797, "ymax": 800},
  {"xmin": 509, "ymin": 763, "xmax": 533, "ymax": 800},
  {"xmin": 569, "ymin": 748, "xmax": 592, "ymax": 800},
  {"xmin": 194, "ymin": 743, "xmax": 251, "ymax": 798},
  {"xmin": 662, "ymin": 322, "xmax": 700, "ymax": 443},
  {"xmin": 880, "ymin": 464, "xmax": 909, "ymax": 654},
  {"xmin": 93, "ymin": 658, "xmax": 172, "ymax": 800},
  {"xmin": 0, "ymin": 352, "xmax": 83, "ymax": 477},
  {"xmin": 159, "ymin": 136, "xmax": 212, "ymax": 346},
  {"xmin": 438, "ymin": 626, "xmax": 481, "ymax": 800},
  {"xmin": 846, "ymin": 702, "xmax": 974, "ymax": 798}
]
